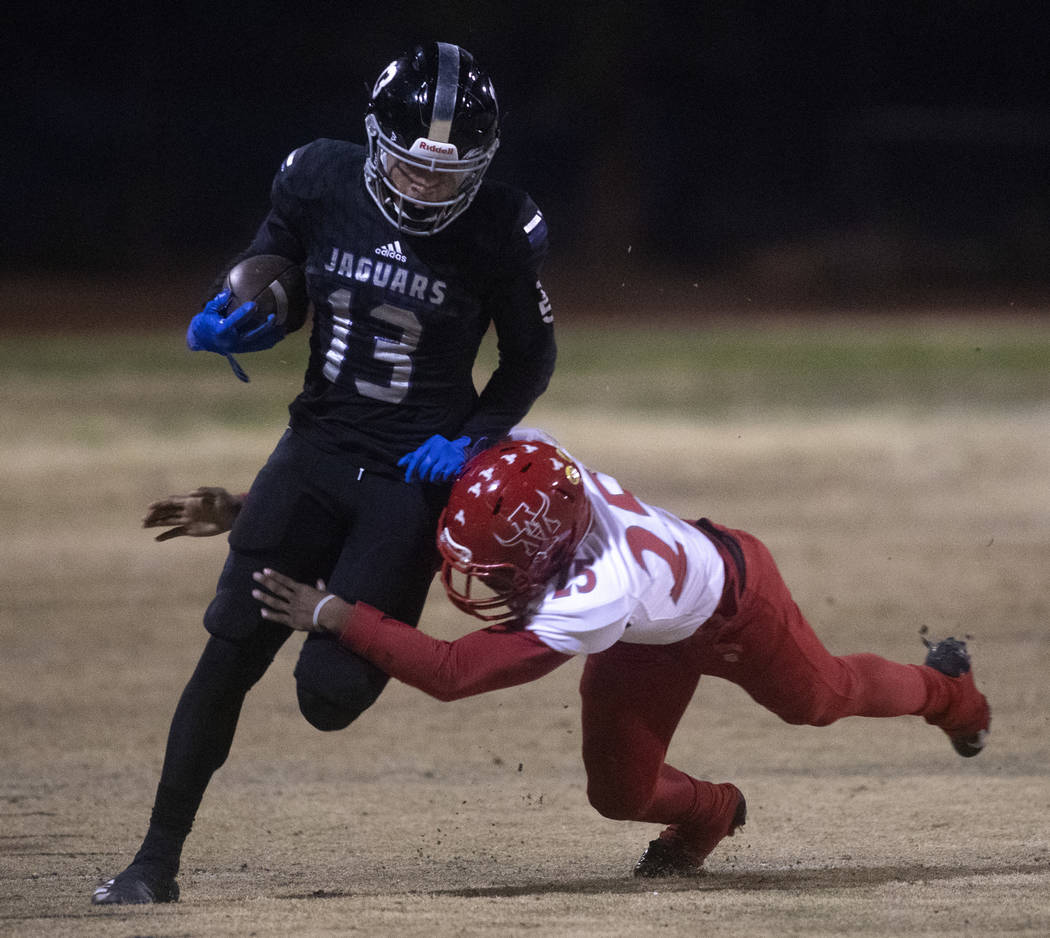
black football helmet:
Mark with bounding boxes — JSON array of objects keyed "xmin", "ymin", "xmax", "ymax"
[{"xmin": 364, "ymin": 42, "xmax": 500, "ymax": 236}]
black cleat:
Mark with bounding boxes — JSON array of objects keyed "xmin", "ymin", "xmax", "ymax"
[
  {"xmin": 634, "ymin": 835, "xmax": 708, "ymax": 878},
  {"xmin": 922, "ymin": 634, "xmax": 990, "ymax": 757},
  {"xmin": 634, "ymin": 784, "xmax": 747, "ymax": 877},
  {"xmin": 92, "ymin": 865, "xmax": 179, "ymax": 905},
  {"xmin": 922, "ymin": 634, "xmax": 971, "ymax": 678}
]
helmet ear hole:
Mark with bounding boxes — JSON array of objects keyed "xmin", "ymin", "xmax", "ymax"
[{"xmin": 436, "ymin": 439, "xmax": 592, "ymax": 622}]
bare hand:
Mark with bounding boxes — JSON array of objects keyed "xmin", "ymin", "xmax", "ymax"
[
  {"xmin": 252, "ymin": 568, "xmax": 350, "ymax": 634},
  {"xmin": 143, "ymin": 487, "xmax": 242, "ymax": 541}
]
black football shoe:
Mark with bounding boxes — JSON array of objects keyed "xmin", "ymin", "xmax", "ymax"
[
  {"xmin": 922, "ymin": 634, "xmax": 990, "ymax": 757},
  {"xmin": 91, "ymin": 864, "xmax": 179, "ymax": 905}
]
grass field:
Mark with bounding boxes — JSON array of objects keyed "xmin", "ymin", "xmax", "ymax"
[{"xmin": 2, "ymin": 313, "xmax": 1049, "ymax": 936}]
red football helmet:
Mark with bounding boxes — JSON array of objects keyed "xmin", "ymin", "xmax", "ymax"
[{"xmin": 437, "ymin": 439, "xmax": 593, "ymax": 621}]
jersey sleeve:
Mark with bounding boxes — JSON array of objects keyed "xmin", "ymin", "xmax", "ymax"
[
  {"xmin": 459, "ymin": 195, "xmax": 556, "ymax": 444},
  {"xmin": 245, "ymin": 143, "xmax": 322, "ymax": 263},
  {"xmin": 525, "ymin": 577, "xmax": 635, "ymax": 655},
  {"xmin": 204, "ymin": 145, "xmax": 313, "ymax": 301},
  {"xmin": 338, "ymin": 602, "xmax": 572, "ymax": 701}
]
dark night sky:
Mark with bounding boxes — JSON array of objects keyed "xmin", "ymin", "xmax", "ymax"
[{"xmin": 9, "ymin": 2, "xmax": 1050, "ymax": 305}]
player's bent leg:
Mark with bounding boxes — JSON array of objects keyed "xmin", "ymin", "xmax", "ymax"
[
  {"xmin": 294, "ymin": 633, "xmax": 391, "ymax": 730},
  {"xmin": 758, "ymin": 650, "xmax": 931, "ymax": 727},
  {"xmin": 580, "ymin": 642, "xmax": 697, "ymax": 819},
  {"xmin": 291, "ymin": 471, "xmax": 441, "ymax": 731},
  {"xmin": 580, "ymin": 642, "xmax": 745, "ymax": 875},
  {"xmin": 701, "ymin": 527, "xmax": 989, "ymax": 755},
  {"xmin": 703, "ymin": 608, "xmax": 931, "ymax": 728},
  {"xmin": 698, "ymin": 528, "xmax": 934, "ymax": 727}
]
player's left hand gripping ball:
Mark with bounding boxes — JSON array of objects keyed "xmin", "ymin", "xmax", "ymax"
[
  {"xmin": 398, "ymin": 435, "xmax": 470, "ymax": 483},
  {"xmin": 186, "ymin": 292, "xmax": 285, "ymax": 356}
]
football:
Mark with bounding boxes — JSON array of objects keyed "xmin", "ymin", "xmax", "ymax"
[{"xmin": 223, "ymin": 255, "xmax": 309, "ymax": 332}]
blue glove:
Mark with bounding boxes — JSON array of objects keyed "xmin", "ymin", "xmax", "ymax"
[
  {"xmin": 398, "ymin": 435, "xmax": 470, "ymax": 483},
  {"xmin": 186, "ymin": 291, "xmax": 286, "ymax": 355},
  {"xmin": 187, "ymin": 291, "xmax": 286, "ymax": 383}
]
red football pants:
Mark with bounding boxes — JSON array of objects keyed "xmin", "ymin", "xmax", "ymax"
[{"xmin": 579, "ymin": 523, "xmax": 934, "ymax": 829}]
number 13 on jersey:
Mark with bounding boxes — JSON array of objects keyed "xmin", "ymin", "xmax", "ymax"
[{"xmin": 323, "ymin": 288, "xmax": 422, "ymax": 404}]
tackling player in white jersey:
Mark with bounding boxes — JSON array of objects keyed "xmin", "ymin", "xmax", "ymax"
[{"xmin": 157, "ymin": 430, "xmax": 991, "ymax": 877}]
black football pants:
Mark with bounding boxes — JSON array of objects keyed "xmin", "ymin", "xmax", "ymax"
[{"xmin": 151, "ymin": 429, "xmax": 444, "ymax": 823}]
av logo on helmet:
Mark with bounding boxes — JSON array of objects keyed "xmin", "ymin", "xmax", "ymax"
[
  {"xmin": 373, "ymin": 61, "xmax": 398, "ymax": 97},
  {"xmin": 495, "ymin": 490, "xmax": 562, "ymax": 556}
]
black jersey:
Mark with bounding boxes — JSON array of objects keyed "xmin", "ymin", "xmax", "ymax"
[{"xmin": 246, "ymin": 139, "xmax": 556, "ymax": 469}]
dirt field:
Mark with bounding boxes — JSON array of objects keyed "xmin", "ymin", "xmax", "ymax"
[{"xmin": 2, "ymin": 334, "xmax": 1049, "ymax": 935}]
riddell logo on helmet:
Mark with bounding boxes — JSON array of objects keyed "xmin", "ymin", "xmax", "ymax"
[
  {"xmin": 495, "ymin": 491, "xmax": 562, "ymax": 556},
  {"xmin": 411, "ymin": 138, "xmax": 460, "ymax": 161}
]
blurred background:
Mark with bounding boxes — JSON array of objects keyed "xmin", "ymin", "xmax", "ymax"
[{"xmin": 7, "ymin": 1, "xmax": 1050, "ymax": 327}]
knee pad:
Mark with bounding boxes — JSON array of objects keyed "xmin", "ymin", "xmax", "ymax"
[
  {"xmin": 204, "ymin": 550, "xmax": 288, "ymax": 641},
  {"xmin": 192, "ymin": 631, "xmax": 287, "ymax": 696},
  {"xmin": 204, "ymin": 576, "xmax": 264, "ymax": 642},
  {"xmin": 293, "ymin": 635, "xmax": 390, "ymax": 731},
  {"xmin": 295, "ymin": 686, "xmax": 357, "ymax": 732}
]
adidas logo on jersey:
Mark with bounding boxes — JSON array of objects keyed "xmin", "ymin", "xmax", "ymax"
[{"xmin": 375, "ymin": 241, "xmax": 407, "ymax": 262}]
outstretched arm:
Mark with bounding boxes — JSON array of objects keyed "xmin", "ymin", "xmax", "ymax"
[
  {"xmin": 143, "ymin": 487, "xmax": 244, "ymax": 541},
  {"xmin": 252, "ymin": 568, "xmax": 571, "ymax": 701}
]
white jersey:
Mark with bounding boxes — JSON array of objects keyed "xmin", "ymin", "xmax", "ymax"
[{"xmin": 514, "ymin": 438, "xmax": 726, "ymax": 656}]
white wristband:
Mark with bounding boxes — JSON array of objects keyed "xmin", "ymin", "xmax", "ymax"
[{"xmin": 312, "ymin": 594, "xmax": 336, "ymax": 630}]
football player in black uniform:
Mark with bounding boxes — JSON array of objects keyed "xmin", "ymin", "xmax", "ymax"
[{"xmin": 93, "ymin": 41, "xmax": 556, "ymax": 905}]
